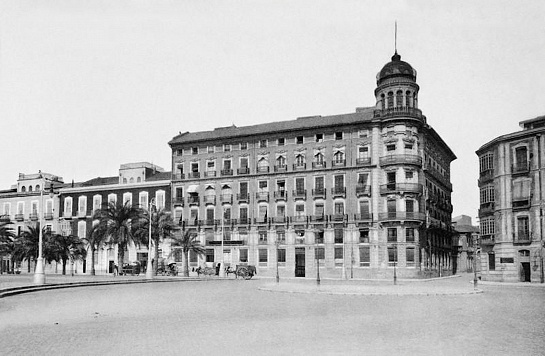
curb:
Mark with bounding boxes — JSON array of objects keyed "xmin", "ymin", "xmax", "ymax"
[{"xmin": 258, "ymin": 286, "xmax": 484, "ymax": 296}]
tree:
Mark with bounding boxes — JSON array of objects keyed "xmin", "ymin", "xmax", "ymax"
[
  {"xmin": 93, "ymin": 201, "xmax": 146, "ymax": 274},
  {"xmin": 16, "ymin": 224, "xmax": 41, "ymax": 273},
  {"xmin": 135, "ymin": 208, "xmax": 179, "ymax": 275},
  {"xmin": 168, "ymin": 229, "xmax": 205, "ymax": 277},
  {"xmin": 83, "ymin": 223, "xmax": 109, "ymax": 275},
  {"xmin": 0, "ymin": 218, "xmax": 15, "ymax": 273},
  {"xmin": 48, "ymin": 233, "xmax": 86, "ymax": 275}
]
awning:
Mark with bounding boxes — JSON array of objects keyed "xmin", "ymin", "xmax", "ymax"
[{"xmin": 187, "ymin": 185, "xmax": 199, "ymax": 193}]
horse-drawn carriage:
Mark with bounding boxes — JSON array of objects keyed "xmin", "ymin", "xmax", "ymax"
[
  {"xmin": 121, "ymin": 261, "xmax": 141, "ymax": 276},
  {"xmin": 194, "ymin": 264, "xmax": 256, "ymax": 280},
  {"xmin": 235, "ymin": 265, "xmax": 256, "ymax": 280}
]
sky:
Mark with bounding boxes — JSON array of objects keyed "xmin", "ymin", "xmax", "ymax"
[{"xmin": 1, "ymin": 0, "xmax": 544, "ymax": 223}]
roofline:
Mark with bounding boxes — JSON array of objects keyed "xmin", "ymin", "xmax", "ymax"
[
  {"xmin": 59, "ymin": 180, "xmax": 171, "ymax": 194},
  {"xmin": 476, "ymin": 125, "xmax": 545, "ymax": 154}
]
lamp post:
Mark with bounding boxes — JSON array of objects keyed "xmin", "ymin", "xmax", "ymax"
[
  {"xmin": 219, "ymin": 212, "xmax": 226, "ymax": 278},
  {"xmin": 34, "ymin": 181, "xmax": 53, "ymax": 285},
  {"xmin": 146, "ymin": 198, "xmax": 156, "ymax": 279},
  {"xmin": 275, "ymin": 236, "xmax": 280, "ymax": 284},
  {"xmin": 393, "ymin": 242, "xmax": 397, "ymax": 285},
  {"xmin": 316, "ymin": 247, "xmax": 322, "ymax": 286}
]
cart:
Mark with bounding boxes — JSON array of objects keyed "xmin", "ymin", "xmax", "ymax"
[
  {"xmin": 121, "ymin": 261, "xmax": 141, "ymax": 276},
  {"xmin": 235, "ymin": 265, "xmax": 256, "ymax": 280}
]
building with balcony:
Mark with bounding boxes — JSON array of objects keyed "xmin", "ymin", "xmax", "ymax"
[
  {"xmin": 452, "ymin": 215, "xmax": 480, "ymax": 275},
  {"xmin": 168, "ymin": 51, "xmax": 456, "ymax": 279},
  {"xmin": 0, "ymin": 171, "xmax": 64, "ymax": 273},
  {"xmin": 58, "ymin": 162, "xmax": 171, "ymax": 274},
  {"xmin": 476, "ymin": 116, "xmax": 545, "ymax": 283}
]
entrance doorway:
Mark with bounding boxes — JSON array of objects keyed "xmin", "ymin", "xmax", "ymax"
[
  {"xmin": 295, "ymin": 248, "xmax": 305, "ymax": 277},
  {"xmin": 521, "ymin": 262, "xmax": 531, "ymax": 282}
]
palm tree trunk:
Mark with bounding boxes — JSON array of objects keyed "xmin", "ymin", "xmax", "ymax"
[
  {"xmin": 118, "ymin": 246, "xmax": 125, "ymax": 276},
  {"xmin": 183, "ymin": 249, "xmax": 189, "ymax": 277},
  {"xmin": 153, "ymin": 237, "xmax": 160, "ymax": 276},
  {"xmin": 90, "ymin": 246, "xmax": 96, "ymax": 276},
  {"xmin": 62, "ymin": 259, "xmax": 67, "ymax": 275}
]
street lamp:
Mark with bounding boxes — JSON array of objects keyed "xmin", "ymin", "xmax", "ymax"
[
  {"xmin": 146, "ymin": 198, "xmax": 156, "ymax": 279},
  {"xmin": 275, "ymin": 236, "xmax": 280, "ymax": 284},
  {"xmin": 34, "ymin": 181, "xmax": 54, "ymax": 285},
  {"xmin": 393, "ymin": 243, "xmax": 397, "ymax": 285}
]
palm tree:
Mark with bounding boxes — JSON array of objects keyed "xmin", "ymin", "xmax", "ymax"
[
  {"xmin": 48, "ymin": 233, "xmax": 86, "ymax": 275},
  {"xmin": 94, "ymin": 201, "xmax": 146, "ymax": 274},
  {"xmin": 168, "ymin": 229, "xmax": 205, "ymax": 277},
  {"xmin": 17, "ymin": 224, "xmax": 41, "ymax": 273},
  {"xmin": 83, "ymin": 223, "xmax": 109, "ymax": 275},
  {"xmin": 0, "ymin": 218, "xmax": 15, "ymax": 273}
]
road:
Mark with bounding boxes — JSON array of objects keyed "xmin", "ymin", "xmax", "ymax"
[{"xmin": 0, "ymin": 276, "xmax": 544, "ymax": 355}]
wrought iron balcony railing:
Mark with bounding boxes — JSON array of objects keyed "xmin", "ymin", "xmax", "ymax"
[
  {"xmin": 380, "ymin": 183, "xmax": 423, "ymax": 195},
  {"xmin": 380, "ymin": 154, "xmax": 422, "ymax": 167}
]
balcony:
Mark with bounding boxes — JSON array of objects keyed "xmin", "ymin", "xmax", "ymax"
[
  {"xmin": 380, "ymin": 183, "xmax": 423, "ymax": 195},
  {"xmin": 329, "ymin": 214, "xmax": 347, "ymax": 223},
  {"xmin": 354, "ymin": 213, "xmax": 373, "ymax": 223},
  {"xmin": 310, "ymin": 215, "xmax": 326, "ymax": 223},
  {"xmin": 332, "ymin": 159, "xmax": 346, "ymax": 167},
  {"xmin": 512, "ymin": 162, "xmax": 530, "ymax": 176},
  {"xmin": 312, "ymin": 161, "xmax": 326, "ymax": 169},
  {"xmin": 204, "ymin": 171, "xmax": 217, "ymax": 178},
  {"xmin": 237, "ymin": 167, "xmax": 250, "ymax": 175},
  {"xmin": 77, "ymin": 211, "xmax": 87, "ymax": 218},
  {"xmin": 187, "ymin": 172, "xmax": 200, "ymax": 179},
  {"xmin": 292, "ymin": 189, "xmax": 307, "ymax": 200},
  {"xmin": 372, "ymin": 106, "xmax": 424, "ymax": 121},
  {"xmin": 311, "ymin": 188, "xmax": 326, "ymax": 199},
  {"xmin": 274, "ymin": 165, "xmax": 288, "ymax": 173},
  {"xmin": 172, "ymin": 197, "xmax": 184, "ymax": 207},
  {"xmin": 182, "ymin": 218, "xmax": 200, "ymax": 227},
  {"xmin": 254, "ymin": 217, "xmax": 269, "ymax": 225},
  {"xmin": 292, "ymin": 215, "xmax": 308, "ymax": 224},
  {"xmin": 15, "ymin": 213, "xmax": 24, "ymax": 221},
  {"xmin": 29, "ymin": 213, "xmax": 39, "ymax": 221},
  {"xmin": 220, "ymin": 169, "xmax": 233, "ymax": 177},
  {"xmin": 271, "ymin": 216, "xmax": 288, "ymax": 224},
  {"xmin": 356, "ymin": 185, "xmax": 371, "ymax": 197},
  {"xmin": 331, "ymin": 187, "xmax": 346, "ymax": 198},
  {"xmin": 0, "ymin": 214, "xmax": 11, "ymax": 222},
  {"xmin": 513, "ymin": 232, "xmax": 532, "ymax": 244},
  {"xmin": 172, "ymin": 173, "xmax": 185, "ymax": 181},
  {"xmin": 512, "ymin": 197, "xmax": 530, "ymax": 210},
  {"xmin": 478, "ymin": 169, "xmax": 494, "ymax": 185},
  {"xmin": 423, "ymin": 165, "xmax": 453, "ymax": 191},
  {"xmin": 220, "ymin": 194, "xmax": 233, "ymax": 204},
  {"xmin": 293, "ymin": 163, "xmax": 306, "ymax": 171},
  {"xmin": 257, "ymin": 166, "xmax": 270, "ymax": 173},
  {"xmin": 356, "ymin": 157, "xmax": 372, "ymax": 166},
  {"xmin": 187, "ymin": 196, "xmax": 200, "ymax": 206},
  {"xmin": 62, "ymin": 212, "xmax": 73, "ymax": 219},
  {"xmin": 274, "ymin": 191, "xmax": 288, "ymax": 201},
  {"xmin": 238, "ymin": 217, "xmax": 251, "ymax": 225},
  {"xmin": 256, "ymin": 192, "xmax": 269, "ymax": 202},
  {"xmin": 378, "ymin": 212, "xmax": 425, "ymax": 222},
  {"xmin": 480, "ymin": 235, "xmax": 495, "ymax": 246},
  {"xmin": 203, "ymin": 196, "xmax": 216, "ymax": 205},
  {"xmin": 203, "ymin": 219, "xmax": 217, "ymax": 227},
  {"xmin": 380, "ymin": 154, "xmax": 422, "ymax": 167},
  {"xmin": 478, "ymin": 202, "xmax": 495, "ymax": 216},
  {"xmin": 237, "ymin": 193, "xmax": 250, "ymax": 203}
]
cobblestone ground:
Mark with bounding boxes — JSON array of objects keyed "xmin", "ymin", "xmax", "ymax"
[{"xmin": 0, "ymin": 276, "xmax": 544, "ymax": 355}]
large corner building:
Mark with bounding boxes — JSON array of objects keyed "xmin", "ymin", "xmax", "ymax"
[{"xmin": 168, "ymin": 52, "xmax": 456, "ymax": 279}]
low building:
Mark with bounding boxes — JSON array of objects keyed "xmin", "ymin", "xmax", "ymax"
[
  {"xmin": 476, "ymin": 115, "xmax": 545, "ymax": 283},
  {"xmin": 452, "ymin": 215, "xmax": 480, "ymax": 275}
]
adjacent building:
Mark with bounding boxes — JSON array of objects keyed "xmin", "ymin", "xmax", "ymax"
[
  {"xmin": 169, "ymin": 51, "xmax": 456, "ymax": 279},
  {"xmin": 476, "ymin": 116, "xmax": 545, "ymax": 283},
  {"xmin": 452, "ymin": 215, "xmax": 480, "ymax": 275}
]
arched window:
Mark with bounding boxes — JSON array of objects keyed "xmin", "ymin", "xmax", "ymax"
[
  {"xmin": 314, "ymin": 152, "xmax": 324, "ymax": 165},
  {"xmin": 21, "ymin": 186, "xmax": 26, "ymax": 192},
  {"xmin": 28, "ymin": 186, "xmax": 33, "ymax": 192},
  {"xmin": 396, "ymin": 90, "xmax": 403, "ymax": 107},
  {"xmin": 276, "ymin": 155, "xmax": 286, "ymax": 167},
  {"xmin": 406, "ymin": 91, "xmax": 412, "ymax": 107},
  {"xmin": 129, "ymin": 177, "xmax": 134, "ymax": 183},
  {"xmin": 387, "ymin": 92, "xmax": 394, "ymax": 108},
  {"xmin": 334, "ymin": 151, "xmax": 345, "ymax": 163},
  {"xmin": 137, "ymin": 177, "xmax": 141, "ymax": 183},
  {"xmin": 36, "ymin": 185, "xmax": 40, "ymax": 191},
  {"xmin": 381, "ymin": 94, "xmax": 386, "ymax": 109}
]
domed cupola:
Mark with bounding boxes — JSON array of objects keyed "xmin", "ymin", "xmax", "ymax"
[{"xmin": 374, "ymin": 51, "xmax": 421, "ymax": 115}]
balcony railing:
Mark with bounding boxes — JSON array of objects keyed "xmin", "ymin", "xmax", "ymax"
[
  {"xmin": 220, "ymin": 194, "xmax": 233, "ymax": 204},
  {"xmin": 172, "ymin": 197, "xmax": 184, "ymax": 207},
  {"xmin": 221, "ymin": 169, "xmax": 233, "ymax": 176},
  {"xmin": 292, "ymin": 215, "xmax": 308, "ymax": 224},
  {"xmin": 238, "ymin": 217, "xmax": 251, "ymax": 225},
  {"xmin": 373, "ymin": 106, "xmax": 423, "ymax": 120},
  {"xmin": 62, "ymin": 212, "xmax": 72, "ymax": 219},
  {"xmin": 478, "ymin": 202, "xmax": 495, "ymax": 216},
  {"xmin": 204, "ymin": 171, "xmax": 217, "ymax": 178},
  {"xmin": 187, "ymin": 196, "xmax": 200, "ymax": 206},
  {"xmin": 172, "ymin": 173, "xmax": 185, "ymax": 180},
  {"xmin": 312, "ymin": 161, "xmax": 326, "ymax": 169},
  {"xmin": 378, "ymin": 212, "xmax": 425, "ymax": 222},
  {"xmin": 271, "ymin": 216, "xmax": 288, "ymax": 224},
  {"xmin": 480, "ymin": 235, "xmax": 495, "ymax": 246},
  {"xmin": 274, "ymin": 165, "xmax": 288, "ymax": 172},
  {"xmin": 15, "ymin": 213, "xmax": 24, "ymax": 221},
  {"xmin": 203, "ymin": 196, "xmax": 216, "ymax": 205},
  {"xmin": 203, "ymin": 219, "xmax": 217, "ymax": 227},
  {"xmin": 478, "ymin": 169, "xmax": 494, "ymax": 185},
  {"xmin": 311, "ymin": 189, "xmax": 326, "ymax": 199},
  {"xmin": 257, "ymin": 166, "xmax": 270, "ymax": 173},
  {"xmin": 513, "ymin": 232, "xmax": 532, "ymax": 244},
  {"xmin": 354, "ymin": 213, "xmax": 373, "ymax": 222},
  {"xmin": 254, "ymin": 217, "xmax": 269, "ymax": 225},
  {"xmin": 292, "ymin": 189, "xmax": 307, "ymax": 200},
  {"xmin": 512, "ymin": 162, "xmax": 530, "ymax": 175},
  {"xmin": 356, "ymin": 185, "xmax": 371, "ymax": 196},
  {"xmin": 256, "ymin": 192, "xmax": 269, "ymax": 202},
  {"xmin": 293, "ymin": 163, "xmax": 306, "ymax": 171},
  {"xmin": 356, "ymin": 157, "xmax": 372, "ymax": 166},
  {"xmin": 512, "ymin": 198, "xmax": 530, "ymax": 210},
  {"xmin": 187, "ymin": 172, "xmax": 200, "ymax": 179},
  {"xmin": 380, "ymin": 183, "xmax": 423, "ymax": 195},
  {"xmin": 310, "ymin": 215, "xmax": 326, "ymax": 223},
  {"xmin": 332, "ymin": 160, "xmax": 346, "ymax": 167},
  {"xmin": 274, "ymin": 191, "xmax": 288, "ymax": 201},
  {"xmin": 329, "ymin": 214, "xmax": 347, "ymax": 222},
  {"xmin": 29, "ymin": 213, "xmax": 39, "ymax": 221},
  {"xmin": 380, "ymin": 154, "xmax": 422, "ymax": 167},
  {"xmin": 237, "ymin": 167, "xmax": 250, "ymax": 175},
  {"xmin": 237, "ymin": 193, "xmax": 249, "ymax": 203},
  {"xmin": 331, "ymin": 187, "xmax": 346, "ymax": 198}
]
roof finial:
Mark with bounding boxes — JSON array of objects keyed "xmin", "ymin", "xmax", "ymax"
[{"xmin": 394, "ymin": 20, "xmax": 397, "ymax": 54}]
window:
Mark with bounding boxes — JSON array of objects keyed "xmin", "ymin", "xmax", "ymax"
[
  {"xmin": 239, "ymin": 207, "xmax": 248, "ymax": 222},
  {"xmin": 405, "ymin": 143, "xmax": 413, "ymax": 150},
  {"xmin": 479, "ymin": 153, "xmax": 494, "ymax": 173},
  {"xmin": 296, "ymin": 136, "xmax": 303, "ymax": 144},
  {"xmin": 387, "ymin": 228, "xmax": 397, "ymax": 242},
  {"xmin": 359, "ymin": 229, "xmax": 369, "ymax": 243},
  {"xmin": 277, "ymin": 249, "xmax": 286, "ymax": 263},
  {"xmin": 488, "ymin": 252, "xmax": 495, "ymax": 270},
  {"xmin": 315, "ymin": 203, "xmax": 324, "ymax": 218},
  {"xmin": 334, "ymin": 228, "xmax": 343, "ymax": 243},
  {"xmin": 314, "ymin": 152, "xmax": 324, "ymax": 165},
  {"xmin": 315, "ymin": 247, "xmax": 325, "ymax": 260},
  {"xmin": 334, "ymin": 202, "xmax": 344, "ymax": 215},
  {"xmin": 295, "ymin": 204, "xmax": 305, "ymax": 217},
  {"xmin": 139, "ymin": 192, "xmax": 148, "ymax": 210},
  {"xmin": 359, "ymin": 200, "xmax": 370, "ymax": 217},
  {"xmin": 223, "ymin": 144, "xmax": 231, "ymax": 152},
  {"xmin": 259, "ymin": 181, "xmax": 268, "ymax": 191},
  {"xmin": 406, "ymin": 200, "xmax": 415, "ymax": 213},
  {"xmin": 396, "ymin": 90, "xmax": 403, "ymax": 107},
  {"xmin": 260, "ymin": 139, "xmax": 267, "ymax": 148},
  {"xmin": 315, "ymin": 176, "xmax": 324, "ymax": 191},
  {"xmin": 359, "ymin": 246, "xmax": 370, "ymax": 266},
  {"xmin": 406, "ymin": 247, "xmax": 415, "ymax": 266},
  {"xmin": 108, "ymin": 193, "xmax": 117, "ymax": 204},
  {"xmin": 191, "ymin": 163, "xmax": 199, "ymax": 173},
  {"xmin": 514, "ymin": 146, "xmax": 528, "ymax": 171},
  {"xmin": 334, "ymin": 247, "xmax": 343, "ymax": 260},
  {"xmin": 64, "ymin": 197, "xmax": 73, "ymax": 215},
  {"xmin": 78, "ymin": 221, "xmax": 86, "ymax": 239},
  {"xmin": 358, "ymin": 146, "xmax": 369, "ymax": 158},
  {"xmin": 315, "ymin": 133, "xmax": 323, "ymax": 142},
  {"xmin": 359, "ymin": 129, "xmax": 369, "ymax": 138},
  {"xmin": 406, "ymin": 228, "xmax": 415, "ymax": 242},
  {"xmin": 259, "ymin": 249, "xmax": 268, "ymax": 263},
  {"xmin": 239, "ymin": 249, "xmax": 248, "ymax": 263},
  {"xmin": 207, "ymin": 160, "xmax": 215, "ymax": 171},
  {"xmin": 277, "ymin": 138, "xmax": 285, "ymax": 146},
  {"xmin": 334, "ymin": 175, "xmax": 344, "ymax": 189},
  {"xmin": 387, "ymin": 92, "xmax": 394, "ymax": 108},
  {"xmin": 295, "ymin": 177, "xmax": 305, "ymax": 193},
  {"xmin": 517, "ymin": 216, "xmax": 530, "ymax": 240},
  {"xmin": 207, "ymin": 146, "xmax": 214, "ymax": 153},
  {"xmin": 176, "ymin": 149, "xmax": 183, "ymax": 156},
  {"xmin": 334, "ymin": 151, "xmax": 345, "ymax": 163},
  {"xmin": 335, "ymin": 132, "xmax": 343, "ymax": 140},
  {"xmin": 480, "ymin": 217, "xmax": 495, "ymax": 236},
  {"xmin": 480, "ymin": 185, "xmax": 495, "ymax": 204},
  {"xmin": 240, "ymin": 142, "xmax": 247, "ymax": 150},
  {"xmin": 123, "ymin": 192, "xmax": 132, "ymax": 206},
  {"xmin": 386, "ymin": 144, "xmax": 396, "ymax": 152},
  {"xmin": 277, "ymin": 205, "xmax": 285, "ymax": 217},
  {"xmin": 78, "ymin": 196, "xmax": 87, "ymax": 215},
  {"xmin": 405, "ymin": 171, "xmax": 414, "ymax": 179},
  {"xmin": 192, "ymin": 147, "xmax": 198, "ymax": 155},
  {"xmin": 206, "ymin": 249, "xmax": 214, "ymax": 263},
  {"xmin": 276, "ymin": 155, "xmax": 286, "ymax": 167},
  {"xmin": 295, "ymin": 154, "xmax": 305, "ymax": 167},
  {"xmin": 156, "ymin": 190, "xmax": 165, "ymax": 209},
  {"xmin": 223, "ymin": 159, "xmax": 232, "ymax": 171},
  {"xmin": 388, "ymin": 246, "xmax": 397, "ymax": 265},
  {"xmin": 3, "ymin": 203, "xmax": 10, "ymax": 216}
]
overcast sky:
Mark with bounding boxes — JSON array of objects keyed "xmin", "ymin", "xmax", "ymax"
[{"xmin": 1, "ymin": 0, "xmax": 544, "ymax": 223}]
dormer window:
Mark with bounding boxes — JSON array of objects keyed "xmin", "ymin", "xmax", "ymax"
[
  {"xmin": 192, "ymin": 147, "xmax": 198, "ymax": 155},
  {"xmin": 260, "ymin": 139, "xmax": 267, "ymax": 148},
  {"xmin": 278, "ymin": 138, "xmax": 285, "ymax": 146},
  {"xmin": 315, "ymin": 134, "xmax": 323, "ymax": 143},
  {"xmin": 335, "ymin": 132, "xmax": 343, "ymax": 140},
  {"xmin": 386, "ymin": 144, "xmax": 396, "ymax": 152}
]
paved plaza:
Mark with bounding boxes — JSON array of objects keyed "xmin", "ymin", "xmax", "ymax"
[{"xmin": 0, "ymin": 274, "xmax": 544, "ymax": 355}]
